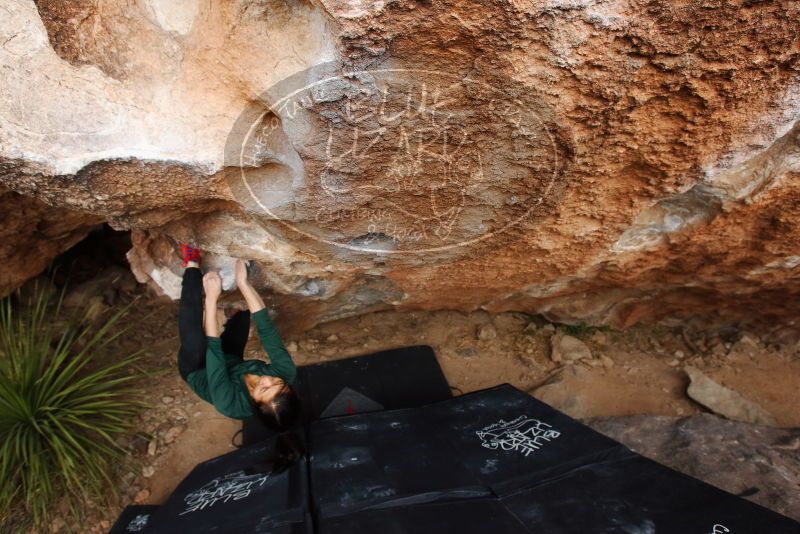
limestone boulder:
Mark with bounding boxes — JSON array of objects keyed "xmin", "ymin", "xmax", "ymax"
[
  {"xmin": 0, "ymin": 0, "xmax": 798, "ymax": 332},
  {"xmin": 684, "ymin": 366, "xmax": 778, "ymax": 426},
  {"xmin": 550, "ymin": 333, "xmax": 593, "ymax": 363}
]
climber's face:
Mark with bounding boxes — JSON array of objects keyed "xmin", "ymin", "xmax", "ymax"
[{"xmin": 250, "ymin": 375, "xmax": 286, "ymax": 404}]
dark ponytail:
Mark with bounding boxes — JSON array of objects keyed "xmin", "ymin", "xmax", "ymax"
[
  {"xmin": 251, "ymin": 384, "xmax": 302, "ymax": 432},
  {"xmin": 268, "ymin": 431, "xmax": 305, "ymax": 474},
  {"xmin": 240, "ymin": 430, "xmax": 305, "ymax": 476},
  {"xmin": 238, "ymin": 382, "xmax": 304, "ymax": 476}
]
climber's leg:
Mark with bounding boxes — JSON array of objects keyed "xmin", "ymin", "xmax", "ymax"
[
  {"xmin": 177, "ymin": 265, "xmax": 206, "ymax": 381},
  {"xmin": 221, "ymin": 309, "xmax": 251, "ymax": 360}
]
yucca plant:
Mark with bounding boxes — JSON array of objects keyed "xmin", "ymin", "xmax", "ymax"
[{"xmin": 0, "ymin": 279, "xmax": 144, "ymax": 530}]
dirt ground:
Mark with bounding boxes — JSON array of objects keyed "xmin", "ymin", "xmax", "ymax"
[{"xmin": 58, "ymin": 286, "xmax": 800, "ymax": 532}]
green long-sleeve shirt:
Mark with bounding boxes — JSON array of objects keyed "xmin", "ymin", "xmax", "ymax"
[{"xmin": 186, "ymin": 308, "xmax": 297, "ymax": 420}]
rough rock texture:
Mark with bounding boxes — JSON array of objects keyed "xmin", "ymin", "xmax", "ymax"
[
  {"xmin": 685, "ymin": 365, "xmax": 778, "ymax": 426},
  {"xmin": 550, "ymin": 332, "xmax": 593, "ymax": 362},
  {"xmin": 1, "ymin": 0, "xmax": 799, "ymax": 333},
  {"xmin": 587, "ymin": 414, "xmax": 800, "ymax": 521},
  {"xmin": 0, "ymin": 186, "xmax": 102, "ymax": 295}
]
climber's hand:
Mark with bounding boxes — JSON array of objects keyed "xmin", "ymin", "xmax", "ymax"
[
  {"xmin": 203, "ymin": 271, "xmax": 222, "ymax": 301},
  {"xmin": 235, "ymin": 258, "xmax": 250, "ymax": 288}
]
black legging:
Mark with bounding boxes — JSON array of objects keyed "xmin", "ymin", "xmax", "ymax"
[{"xmin": 178, "ymin": 267, "xmax": 251, "ymax": 380}]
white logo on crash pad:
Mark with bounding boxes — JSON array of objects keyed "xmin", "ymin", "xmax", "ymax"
[
  {"xmin": 126, "ymin": 513, "xmax": 150, "ymax": 532},
  {"xmin": 476, "ymin": 415, "xmax": 560, "ymax": 457},
  {"xmin": 180, "ymin": 471, "xmax": 270, "ymax": 515}
]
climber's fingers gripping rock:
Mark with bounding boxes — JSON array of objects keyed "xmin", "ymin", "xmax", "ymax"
[
  {"xmin": 234, "ymin": 258, "xmax": 249, "ymax": 288},
  {"xmin": 203, "ymin": 271, "xmax": 222, "ymax": 300}
]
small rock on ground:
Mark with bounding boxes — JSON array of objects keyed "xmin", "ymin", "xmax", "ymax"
[
  {"xmin": 590, "ymin": 330, "xmax": 608, "ymax": 345},
  {"xmin": 133, "ymin": 488, "xmax": 150, "ymax": 504},
  {"xmin": 551, "ymin": 333, "xmax": 592, "ymax": 363},
  {"xmin": 476, "ymin": 323, "xmax": 497, "ymax": 341},
  {"xmin": 163, "ymin": 424, "xmax": 186, "ymax": 444}
]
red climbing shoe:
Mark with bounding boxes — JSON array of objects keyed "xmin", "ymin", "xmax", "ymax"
[{"xmin": 179, "ymin": 243, "xmax": 202, "ymax": 268}]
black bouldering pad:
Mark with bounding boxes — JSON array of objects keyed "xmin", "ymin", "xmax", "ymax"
[
  {"xmin": 113, "ymin": 372, "xmax": 800, "ymax": 533},
  {"xmin": 109, "ymin": 505, "xmax": 159, "ymax": 533},
  {"xmin": 425, "ymin": 384, "xmax": 627, "ymax": 496},
  {"xmin": 294, "ymin": 344, "xmax": 451, "ymax": 422},
  {"xmin": 146, "ymin": 438, "xmax": 309, "ymax": 533},
  {"xmin": 319, "ymin": 455, "xmax": 800, "ymax": 534},
  {"xmin": 310, "ymin": 407, "xmax": 490, "ymax": 519},
  {"xmin": 309, "ymin": 384, "xmax": 626, "ymax": 518},
  {"xmin": 242, "ymin": 344, "xmax": 452, "ymax": 446},
  {"xmin": 318, "ymin": 498, "xmax": 527, "ymax": 534},
  {"xmin": 502, "ymin": 454, "xmax": 800, "ymax": 533},
  {"xmin": 319, "ymin": 386, "xmax": 385, "ymax": 418}
]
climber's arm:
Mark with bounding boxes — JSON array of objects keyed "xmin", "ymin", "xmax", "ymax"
[
  {"xmin": 235, "ymin": 259, "xmax": 266, "ymax": 314},
  {"xmin": 203, "ymin": 272, "xmax": 221, "ymax": 337},
  {"xmin": 234, "ymin": 259, "xmax": 296, "ymax": 384},
  {"xmin": 252, "ymin": 308, "xmax": 297, "ymax": 385},
  {"xmin": 201, "ymin": 271, "xmax": 239, "ymax": 416}
]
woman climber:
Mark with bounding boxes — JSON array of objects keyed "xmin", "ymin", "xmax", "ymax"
[{"xmin": 176, "ymin": 244, "xmax": 301, "ymax": 431}]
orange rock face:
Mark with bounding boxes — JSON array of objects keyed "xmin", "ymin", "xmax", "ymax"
[{"xmin": 0, "ymin": 0, "xmax": 798, "ymax": 333}]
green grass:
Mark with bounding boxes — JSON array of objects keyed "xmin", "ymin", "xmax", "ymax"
[
  {"xmin": 0, "ymin": 280, "xmax": 143, "ymax": 530},
  {"xmin": 561, "ymin": 322, "xmax": 612, "ymax": 338}
]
